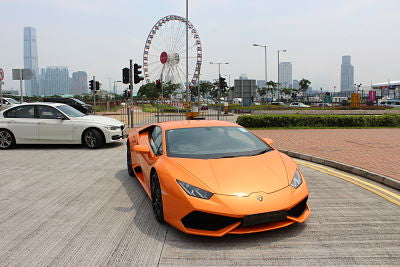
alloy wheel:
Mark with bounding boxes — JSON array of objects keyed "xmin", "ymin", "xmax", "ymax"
[
  {"xmin": 84, "ymin": 131, "xmax": 96, "ymax": 148},
  {"xmin": 0, "ymin": 130, "xmax": 12, "ymax": 149}
]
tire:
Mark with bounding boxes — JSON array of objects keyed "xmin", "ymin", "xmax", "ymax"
[
  {"xmin": 126, "ymin": 142, "xmax": 135, "ymax": 177},
  {"xmin": 151, "ymin": 171, "xmax": 164, "ymax": 223},
  {"xmin": 0, "ymin": 129, "xmax": 15, "ymax": 149},
  {"xmin": 83, "ymin": 129, "xmax": 104, "ymax": 149}
]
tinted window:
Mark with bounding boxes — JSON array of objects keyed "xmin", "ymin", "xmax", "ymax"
[
  {"xmin": 150, "ymin": 126, "xmax": 163, "ymax": 156},
  {"xmin": 38, "ymin": 105, "xmax": 63, "ymax": 119},
  {"xmin": 166, "ymin": 126, "xmax": 271, "ymax": 159},
  {"xmin": 57, "ymin": 104, "xmax": 85, "ymax": 117},
  {"xmin": 4, "ymin": 105, "xmax": 35, "ymax": 118}
]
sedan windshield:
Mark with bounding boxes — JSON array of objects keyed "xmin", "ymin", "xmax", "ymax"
[
  {"xmin": 57, "ymin": 104, "xmax": 85, "ymax": 117},
  {"xmin": 166, "ymin": 126, "xmax": 272, "ymax": 159}
]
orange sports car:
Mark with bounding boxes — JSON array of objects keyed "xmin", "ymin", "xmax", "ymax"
[{"xmin": 126, "ymin": 120, "xmax": 310, "ymax": 237}]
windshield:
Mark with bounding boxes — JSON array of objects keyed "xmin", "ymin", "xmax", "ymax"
[
  {"xmin": 57, "ymin": 104, "xmax": 85, "ymax": 117},
  {"xmin": 7, "ymin": 98, "xmax": 19, "ymax": 104},
  {"xmin": 166, "ymin": 126, "xmax": 272, "ymax": 159}
]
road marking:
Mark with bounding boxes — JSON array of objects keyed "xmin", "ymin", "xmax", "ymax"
[{"xmin": 295, "ymin": 159, "xmax": 400, "ymax": 206}]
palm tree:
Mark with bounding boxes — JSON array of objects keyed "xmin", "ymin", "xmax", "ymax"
[{"xmin": 266, "ymin": 81, "xmax": 278, "ymax": 101}]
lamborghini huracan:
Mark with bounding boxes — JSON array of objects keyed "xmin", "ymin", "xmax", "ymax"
[{"xmin": 126, "ymin": 120, "xmax": 310, "ymax": 237}]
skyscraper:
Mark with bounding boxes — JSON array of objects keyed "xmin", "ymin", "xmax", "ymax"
[
  {"xmin": 340, "ymin": 55, "xmax": 354, "ymax": 91},
  {"xmin": 279, "ymin": 62, "xmax": 292, "ymax": 88},
  {"xmin": 40, "ymin": 67, "xmax": 70, "ymax": 96},
  {"xmin": 24, "ymin": 27, "xmax": 40, "ymax": 96},
  {"xmin": 292, "ymin": 79, "xmax": 300, "ymax": 90},
  {"xmin": 72, "ymin": 71, "xmax": 88, "ymax": 95}
]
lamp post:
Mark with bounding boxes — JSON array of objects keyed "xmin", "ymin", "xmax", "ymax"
[
  {"xmin": 253, "ymin": 44, "xmax": 267, "ymax": 88},
  {"xmin": 210, "ymin": 62, "xmax": 229, "ymax": 120},
  {"xmin": 277, "ymin": 49, "xmax": 287, "ymax": 100},
  {"xmin": 113, "ymin": 80, "xmax": 122, "ymax": 95}
]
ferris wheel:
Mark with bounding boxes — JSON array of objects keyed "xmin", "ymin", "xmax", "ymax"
[{"xmin": 143, "ymin": 15, "xmax": 202, "ymax": 91}]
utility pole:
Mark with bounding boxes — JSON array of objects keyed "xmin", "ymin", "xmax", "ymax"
[
  {"xmin": 129, "ymin": 59, "xmax": 134, "ymax": 127},
  {"xmin": 19, "ymin": 70, "xmax": 24, "ymax": 103},
  {"xmin": 210, "ymin": 62, "xmax": 229, "ymax": 119},
  {"xmin": 92, "ymin": 76, "xmax": 96, "ymax": 114},
  {"xmin": 185, "ymin": 0, "xmax": 189, "ymax": 112}
]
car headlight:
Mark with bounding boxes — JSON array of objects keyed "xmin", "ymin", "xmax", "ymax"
[
  {"xmin": 104, "ymin": 125, "xmax": 119, "ymax": 130},
  {"xmin": 290, "ymin": 169, "xmax": 303, "ymax": 189},
  {"xmin": 177, "ymin": 180, "xmax": 213, "ymax": 199}
]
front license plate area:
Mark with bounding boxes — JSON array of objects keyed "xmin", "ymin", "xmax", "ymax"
[{"xmin": 243, "ymin": 210, "xmax": 287, "ymax": 227}]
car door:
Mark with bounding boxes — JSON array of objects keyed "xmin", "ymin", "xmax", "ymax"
[
  {"xmin": 139, "ymin": 126, "xmax": 162, "ymax": 188},
  {"xmin": 4, "ymin": 105, "xmax": 39, "ymax": 142},
  {"xmin": 37, "ymin": 105, "xmax": 73, "ymax": 142}
]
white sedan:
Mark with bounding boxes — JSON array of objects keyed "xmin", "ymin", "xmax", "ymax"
[
  {"xmin": 0, "ymin": 102, "xmax": 126, "ymax": 149},
  {"xmin": 289, "ymin": 102, "xmax": 310, "ymax": 108}
]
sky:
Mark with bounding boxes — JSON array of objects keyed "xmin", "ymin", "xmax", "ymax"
[{"xmin": 0, "ymin": 0, "xmax": 399, "ymax": 94}]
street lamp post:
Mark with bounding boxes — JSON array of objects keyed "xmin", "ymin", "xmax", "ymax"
[
  {"xmin": 210, "ymin": 62, "xmax": 229, "ymax": 120},
  {"xmin": 277, "ymin": 49, "xmax": 287, "ymax": 100},
  {"xmin": 253, "ymin": 44, "xmax": 267, "ymax": 88}
]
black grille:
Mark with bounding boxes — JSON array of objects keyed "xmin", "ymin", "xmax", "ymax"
[
  {"xmin": 243, "ymin": 210, "xmax": 287, "ymax": 227},
  {"xmin": 288, "ymin": 197, "xmax": 308, "ymax": 218},
  {"xmin": 181, "ymin": 211, "xmax": 239, "ymax": 231}
]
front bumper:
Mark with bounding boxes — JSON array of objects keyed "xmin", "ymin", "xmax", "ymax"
[
  {"xmin": 163, "ymin": 183, "xmax": 310, "ymax": 237},
  {"xmin": 104, "ymin": 126, "xmax": 128, "ymax": 143}
]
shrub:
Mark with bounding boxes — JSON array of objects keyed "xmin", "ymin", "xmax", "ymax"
[{"xmin": 236, "ymin": 114, "xmax": 400, "ymax": 128}]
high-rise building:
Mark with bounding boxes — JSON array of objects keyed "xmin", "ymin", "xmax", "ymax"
[
  {"xmin": 279, "ymin": 62, "xmax": 292, "ymax": 88},
  {"xmin": 292, "ymin": 79, "xmax": 300, "ymax": 90},
  {"xmin": 340, "ymin": 55, "xmax": 354, "ymax": 91},
  {"xmin": 23, "ymin": 27, "xmax": 40, "ymax": 96},
  {"xmin": 40, "ymin": 67, "xmax": 70, "ymax": 96},
  {"xmin": 257, "ymin": 80, "xmax": 266, "ymax": 88},
  {"xmin": 72, "ymin": 71, "xmax": 88, "ymax": 95}
]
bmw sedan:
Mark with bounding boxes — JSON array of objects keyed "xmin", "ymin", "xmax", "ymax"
[{"xmin": 0, "ymin": 102, "xmax": 126, "ymax": 149}]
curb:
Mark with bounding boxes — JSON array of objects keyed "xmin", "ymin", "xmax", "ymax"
[{"xmin": 280, "ymin": 150, "xmax": 400, "ymax": 191}]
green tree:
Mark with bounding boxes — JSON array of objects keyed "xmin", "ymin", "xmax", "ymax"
[
  {"xmin": 163, "ymin": 81, "xmax": 180, "ymax": 97},
  {"xmin": 257, "ymin": 87, "xmax": 267, "ymax": 98},
  {"xmin": 137, "ymin": 82, "xmax": 159, "ymax": 99},
  {"xmin": 199, "ymin": 81, "xmax": 213, "ymax": 98},
  {"xmin": 299, "ymin": 79, "xmax": 311, "ymax": 94}
]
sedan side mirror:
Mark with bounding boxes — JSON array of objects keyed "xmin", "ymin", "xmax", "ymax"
[
  {"xmin": 263, "ymin": 138, "xmax": 274, "ymax": 145},
  {"xmin": 134, "ymin": 145, "xmax": 150, "ymax": 154}
]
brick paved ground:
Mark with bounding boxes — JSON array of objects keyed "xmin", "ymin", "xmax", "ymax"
[{"xmin": 252, "ymin": 129, "xmax": 400, "ymax": 181}]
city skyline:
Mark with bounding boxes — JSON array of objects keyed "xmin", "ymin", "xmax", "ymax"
[{"xmin": 0, "ymin": 0, "xmax": 399, "ymax": 94}]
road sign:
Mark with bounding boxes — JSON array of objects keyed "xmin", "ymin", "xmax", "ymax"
[
  {"xmin": 12, "ymin": 69, "xmax": 33, "ymax": 80},
  {"xmin": 0, "ymin": 68, "xmax": 4, "ymax": 81}
]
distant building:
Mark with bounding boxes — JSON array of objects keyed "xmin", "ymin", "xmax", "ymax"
[
  {"xmin": 372, "ymin": 80, "xmax": 400, "ymax": 98},
  {"xmin": 23, "ymin": 27, "xmax": 40, "ymax": 96},
  {"xmin": 72, "ymin": 71, "xmax": 88, "ymax": 95},
  {"xmin": 257, "ymin": 80, "xmax": 266, "ymax": 88},
  {"xmin": 239, "ymin": 74, "xmax": 248, "ymax": 80},
  {"xmin": 292, "ymin": 80, "xmax": 300, "ymax": 90},
  {"xmin": 40, "ymin": 67, "xmax": 70, "ymax": 96},
  {"xmin": 279, "ymin": 62, "xmax": 292, "ymax": 88},
  {"xmin": 340, "ymin": 55, "xmax": 354, "ymax": 91}
]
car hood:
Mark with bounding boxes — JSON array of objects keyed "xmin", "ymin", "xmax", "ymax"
[
  {"xmin": 169, "ymin": 150, "xmax": 290, "ymax": 196},
  {"xmin": 70, "ymin": 115, "xmax": 123, "ymax": 126}
]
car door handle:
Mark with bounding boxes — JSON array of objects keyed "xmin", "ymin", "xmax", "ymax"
[{"xmin": 9, "ymin": 120, "xmax": 16, "ymax": 123}]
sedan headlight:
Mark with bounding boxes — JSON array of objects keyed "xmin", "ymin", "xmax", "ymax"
[
  {"xmin": 290, "ymin": 169, "xmax": 303, "ymax": 189},
  {"xmin": 104, "ymin": 125, "xmax": 119, "ymax": 130},
  {"xmin": 177, "ymin": 180, "xmax": 213, "ymax": 199}
]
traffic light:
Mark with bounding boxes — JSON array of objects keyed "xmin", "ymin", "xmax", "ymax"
[
  {"xmin": 123, "ymin": 89, "xmax": 127, "ymax": 98},
  {"xmin": 122, "ymin": 68, "xmax": 130, "ymax": 84},
  {"xmin": 219, "ymin": 77, "xmax": 227, "ymax": 89},
  {"xmin": 156, "ymin": 79, "xmax": 161, "ymax": 89},
  {"xmin": 95, "ymin": 81, "xmax": 100, "ymax": 91},
  {"xmin": 89, "ymin": 80, "xmax": 94, "ymax": 90},
  {"xmin": 134, "ymin": 64, "xmax": 144, "ymax": 84},
  {"xmin": 127, "ymin": 90, "xmax": 132, "ymax": 97}
]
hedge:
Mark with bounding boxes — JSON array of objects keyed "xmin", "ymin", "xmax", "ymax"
[{"xmin": 236, "ymin": 114, "xmax": 400, "ymax": 128}]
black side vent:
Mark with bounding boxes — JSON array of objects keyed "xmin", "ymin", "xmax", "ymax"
[
  {"xmin": 181, "ymin": 211, "xmax": 239, "ymax": 231},
  {"xmin": 288, "ymin": 197, "xmax": 308, "ymax": 218}
]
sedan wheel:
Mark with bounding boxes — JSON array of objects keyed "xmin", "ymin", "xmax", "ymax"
[
  {"xmin": 0, "ymin": 130, "xmax": 15, "ymax": 149},
  {"xmin": 151, "ymin": 172, "xmax": 164, "ymax": 223},
  {"xmin": 83, "ymin": 129, "xmax": 104, "ymax": 149}
]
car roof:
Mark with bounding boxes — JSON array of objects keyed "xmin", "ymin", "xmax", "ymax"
[
  {"xmin": 155, "ymin": 120, "xmax": 239, "ymax": 131},
  {"xmin": 14, "ymin": 102, "xmax": 64, "ymax": 107}
]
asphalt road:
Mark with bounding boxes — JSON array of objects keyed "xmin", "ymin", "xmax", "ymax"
[{"xmin": 0, "ymin": 142, "xmax": 399, "ymax": 266}]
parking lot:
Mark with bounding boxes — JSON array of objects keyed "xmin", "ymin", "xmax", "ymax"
[{"xmin": 0, "ymin": 142, "xmax": 399, "ymax": 266}]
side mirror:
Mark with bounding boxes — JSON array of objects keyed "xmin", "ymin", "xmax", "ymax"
[
  {"xmin": 134, "ymin": 145, "xmax": 150, "ymax": 154},
  {"xmin": 263, "ymin": 138, "xmax": 274, "ymax": 145}
]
